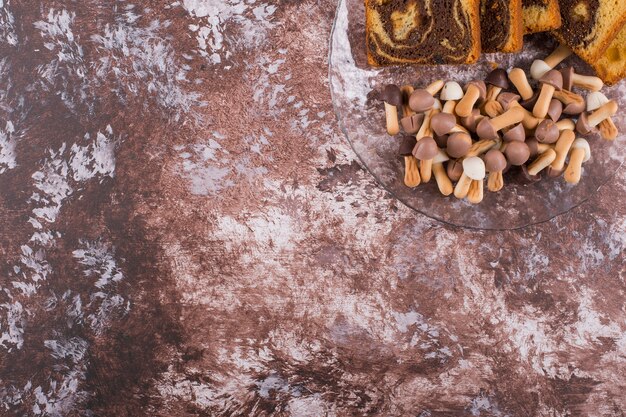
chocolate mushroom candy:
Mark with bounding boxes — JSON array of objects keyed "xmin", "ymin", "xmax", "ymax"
[
  {"xmin": 586, "ymin": 92, "xmax": 618, "ymax": 140},
  {"xmin": 527, "ymin": 147, "xmax": 557, "ymax": 176},
  {"xmin": 476, "ymin": 106, "xmax": 525, "ymax": 140},
  {"xmin": 434, "ymin": 132, "xmax": 449, "ymax": 148},
  {"xmin": 529, "ymin": 44, "xmax": 573, "ymax": 80},
  {"xmin": 454, "ymin": 156, "xmax": 485, "ymax": 200},
  {"xmin": 520, "ymin": 165, "xmax": 542, "ymax": 182},
  {"xmin": 399, "ymin": 135, "xmax": 420, "ymax": 187},
  {"xmin": 400, "ymin": 85, "xmax": 415, "ymax": 117},
  {"xmin": 535, "ymin": 119, "xmax": 559, "ymax": 144},
  {"xmin": 547, "ymin": 99, "xmax": 562, "ymax": 122},
  {"xmin": 504, "ymin": 141, "xmax": 530, "ymax": 166},
  {"xmin": 484, "ymin": 149, "xmax": 507, "ymax": 192},
  {"xmin": 562, "ymin": 66, "xmax": 603, "ymax": 91},
  {"xmin": 430, "ymin": 112, "xmax": 468, "ymax": 137},
  {"xmin": 446, "ymin": 132, "xmax": 473, "ymax": 159},
  {"xmin": 440, "ymin": 81, "xmax": 464, "ymax": 114},
  {"xmin": 552, "ymin": 88, "xmax": 585, "ymax": 115},
  {"xmin": 576, "ymin": 99, "xmax": 618, "ymax": 135},
  {"xmin": 414, "ymin": 99, "xmax": 442, "ymax": 139},
  {"xmin": 508, "ymin": 68, "xmax": 534, "ymax": 101},
  {"xmin": 455, "ymin": 80, "xmax": 487, "ymax": 117},
  {"xmin": 525, "ymin": 137, "xmax": 552, "ymax": 160},
  {"xmin": 564, "ymin": 138, "xmax": 590, "ymax": 184},
  {"xmin": 503, "ymin": 123, "xmax": 526, "ymax": 142},
  {"xmin": 446, "ymin": 159, "xmax": 464, "ymax": 182},
  {"xmin": 432, "ymin": 150, "xmax": 453, "ymax": 196},
  {"xmin": 556, "ymin": 118, "xmax": 575, "ymax": 131},
  {"xmin": 533, "ymin": 70, "xmax": 563, "ymax": 119},
  {"xmin": 409, "ymin": 88, "xmax": 435, "ymax": 113},
  {"xmin": 400, "ymin": 113, "xmax": 425, "ymax": 135},
  {"xmin": 380, "ymin": 84, "xmax": 402, "ymax": 135},
  {"xmin": 550, "ymin": 129, "xmax": 576, "ymax": 174},
  {"xmin": 460, "ymin": 109, "xmax": 484, "ymax": 133},
  {"xmin": 497, "ymin": 92, "xmax": 541, "ymax": 131},
  {"xmin": 483, "ymin": 69, "xmax": 509, "ymax": 117},
  {"xmin": 412, "ymin": 136, "xmax": 438, "ymax": 183}
]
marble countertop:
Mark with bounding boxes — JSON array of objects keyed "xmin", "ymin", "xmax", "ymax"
[{"xmin": 0, "ymin": 0, "xmax": 625, "ymax": 416}]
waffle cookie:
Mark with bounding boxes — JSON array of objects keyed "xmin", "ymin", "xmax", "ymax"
[
  {"xmin": 522, "ymin": 0, "xmax": 561, "ymax": 33},
  {"xmin": 365, "ymin": 0, "xmax": 482, "ymax": 66},
  {"xmin": 480, "ymin": 0, "xmax": 523, "ymax": 52},
  {"xmin": 552, "ymin": 0, "xmax": 626, "ymax": 64},
  {"xmin": 591, "ymin": 24, "xmax": 626, "ymax": 85}
]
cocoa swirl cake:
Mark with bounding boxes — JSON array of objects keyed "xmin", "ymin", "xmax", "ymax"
[
  {"xmin": 552, "ymin": 0, "xmax": 626, "ymax": 64},
  {"xmin": 365, "ymin": 0, "xmax": 481, "ymax": 65},
  {"xmin": 522, "ymin": 0, "xmax": 562, "ymax": 33},
  {"xmin": 480, "ymin": 0, "xmax": 523, "ymax": 52}
]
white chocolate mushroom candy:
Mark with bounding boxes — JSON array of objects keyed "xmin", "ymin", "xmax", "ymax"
[
  {"xmin": 440, "ymin": 82, "xmax": 464, "ymax": 101},
  {"xmin": 586, "ymin": 91, "xmax": 609, "ymax": 111},
  {"xmin": 432, "ymin": 98, "xmax": 442, "ymax": 111},
  {"xmin": 530, "ymin": 60, "xmax": 552, "ymax": 80},
  {"xmin": 462, "ymin": 156, "xmax": 486, "ymax": 180},
  {"xmin": 572, "ymin": 138, "xmax": 591, "ymax": 162},
  {"xmin": 433, "ymin": 149, "xmax": 450, "ymax": 164}
]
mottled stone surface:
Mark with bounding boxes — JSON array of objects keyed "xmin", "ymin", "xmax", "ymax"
[{"xmin": 0, "ymin": 1, "xmax": 624, "ymax": 416}]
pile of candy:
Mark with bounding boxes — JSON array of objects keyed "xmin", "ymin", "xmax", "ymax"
[{"xmin": 377, "ymin": 45, "xmax": 619, "ymax": 204}]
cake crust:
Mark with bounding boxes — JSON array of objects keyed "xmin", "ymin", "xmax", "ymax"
[
  {"xmin": 591, "ymin": 23, "xmax": 626, "ymax": 85},
  {"xmin": 366, "ymin": 0, "xmax": 482, "ymax": 66}
]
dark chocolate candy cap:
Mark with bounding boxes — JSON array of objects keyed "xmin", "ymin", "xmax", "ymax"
[
  {"xmin": 539, "ymin": 70, "xmax": 563, "ymax": 91},
  {"xmin": 485, "ymin": 68, "xmax": 509, "ymax": 89},
  {"xmin": 497, "ymin": 92, "xmax": 521, "ymax": 110},
  {"xmin": 520, "ymin": 164, "xmax": 541, "ymax": 182},
  {"xmin": 400, "ymin": 113, "xmax": 424, "ymax": 134},
  {"xmin": 434, "ymin": 132, "xmax": 449, "ymax": 148},
  {"xmin": 381, "ymin": 84, "xmax": 402, "ymax": 106},
  {"xmin": 409, "ymin": 89, "xmax": 435, "ymax": 112},
  {"xmin": 504, "ymin": 141, "xmax": 530, "ymax": 165},
  {"xmin": 398, "ymin": 135, "xmax": 417, "ymax": 156},
  {"xmin": 547, "ymin": 98, "xmax": 563, "ymax": 122},
  {"xmin": 575, "ymin": 112, "xmax": 593, "ymax": 135},
  {"xmin": 446, "ymin": 132, "xmax": 472, "ymax": 158},
  {"xmin": 476, "ymin": 118, "xmax": 498, "ymax": 140},
  {"xmin": 430, "ymin": 112, "xmax": 456, "ymax": 136},
  {"xmin": 460, "ymin": 109, "xmax": 482, "ymax": 132},
  {"xmin": 535, "ymin": 119, "xmax": 559, "ymax": 144},
  {"xmin": 412, "ymin": 136, "xmax": 438, "ymax": 160},
  {"xmin": 484, "ymin": 149, "xmax": 507, "ymax": 172},
  {"xmin": 503, "ymin": 123, "xmax": 526, "ymax": 142},
  {"xmin": 520, "ymin": 91, "xmax": 539, "ymax": 111},
  {"xmin": 560, "ymin": 67, "xmax": 575, "ymax": 91},
  {"xmin": 446, "ymin": 159, "xmax": 463, "ymax": 182},
  {"xmin": 547, "ymin": 166, "xmax": 563, "ymax": 177}
]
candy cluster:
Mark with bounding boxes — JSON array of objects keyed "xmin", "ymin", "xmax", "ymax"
[{"xmin": 378, "ymin": 45, "xmax": 619, "ymax": 204}]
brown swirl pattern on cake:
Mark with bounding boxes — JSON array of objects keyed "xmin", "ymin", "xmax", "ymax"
[
  {"xmin": 552, "ymin": 0, "xmax": 626, "ymax": 64},
  {"xmin": 480, "ymin": 0, "xmax": 523, "ymax": 52},
  {"xmin": 366, "ymin": 0, "xmax": 481, "ymax": 65}
]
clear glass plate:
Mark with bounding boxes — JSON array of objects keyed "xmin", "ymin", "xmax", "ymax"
[{"xmin": 329, "ymin": 0, "xmax": 625, "ymax": 230}]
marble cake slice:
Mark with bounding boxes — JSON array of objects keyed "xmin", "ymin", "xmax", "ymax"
[
  {"xmin": 552, "ymin": 0, "xmax": 626, "ymax": 64},
  {"xmin": 480, "ymin": 0, "xmax": 523, "ymax": 52},
  {"xmin": 522, "ymin": 0, "xmax": 561, "ymax": 33},
  {"xmin": 591, "ymin": 23, "xmax": 626, "ymax": 85},
  {"xmin": 366, "ymin": 0, "xmax": 482, "ymax": 66}
]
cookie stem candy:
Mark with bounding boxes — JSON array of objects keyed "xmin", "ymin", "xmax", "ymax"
[
  {"xmin": 476, "ymin": 106, "xmax": 525, "ymax": 139},
  {"xmin": 440, "ymin": 81, "xmax": 464, "ymax": 114},
  {"xmin": 550, "ymin": 129, "xmax": 575, "ymax": 173},
  {"xmin": 555, "ymin": 119, "xmax": 575, "ymax": 131},
  {"xmin": 530, "ymin": 44, "xmax": 573, "ymax": 80},
  {"xmin": 533, "ymin": 70, "xmax": 562, "ymax": 119},
  {"xmin": 399, "ymin": 135, "xmax": 420, "ymax": 187},
  {"xmin": 508, "ymin": 68, "xmax": 534, "ymax": 100},
  {"xmin": 527, "ymin": 148, "xmax": 557, "ymax": 175},
  {"xmin": 454, "ymin": 157, "xmax": 485, "ymax": 200},
  {"xmin": 425, "ymin": 80, "xmax": 445, "ymax": 96},
  {"xmin": 553, "ymin": 89, "xmax": 585, "ymax": 115},
  {"xmin": 576, "ymin": 100, "xmax": 618, "ymax": 135},
  {"xmin": 484, "ymin": 149, "xmax": 507, "ymax": 192},
  {"xmin": 587, "ymin": 92, "xmax": 618, "ymax": 140},
  {"xmin": 456, "ymin": 81, "xmax": 487, "ymax": 117},
  {"xmin": 466, "ymin": 178, "xmax": 484, "ymax": 204},
  {"xmin": 564, "ymin": 138, "xmax": 590, "ymax": 184},
  {"xmin": 432, "ymin": 150, "xmax": 453, "ymax": 196},
  {"xmin": 483, "ymin": 69, "xmax": 508, "ymax": 117},
  {"xmin": 412, "ymin": 136, "xmax": 438, "ymax": 183},
  {"xmin": 381, "ymin": 84, "xmax": 402, "ymax": 135}
]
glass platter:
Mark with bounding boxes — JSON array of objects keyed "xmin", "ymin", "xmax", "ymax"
[{"xmin": 329, "ymin": 0, "xmax": 626, "ymax": 230}]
